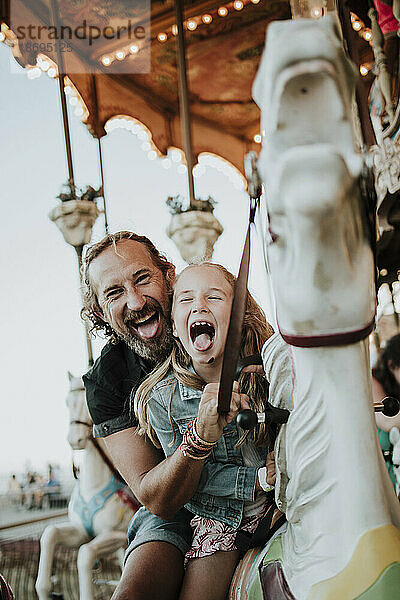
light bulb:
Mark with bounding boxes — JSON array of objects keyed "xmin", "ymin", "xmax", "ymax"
[
  {"xmin": 311, "ymin": 7, "xmax": 322, "ymax": 19},
  {"xmin": 170, "ymin": 149, "xmax": 182, "ymax": 163}
]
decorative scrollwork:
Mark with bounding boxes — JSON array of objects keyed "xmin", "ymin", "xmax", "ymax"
[{"xmin": 371, "ymin": 137, "xmax": 400, "ymax": 205}]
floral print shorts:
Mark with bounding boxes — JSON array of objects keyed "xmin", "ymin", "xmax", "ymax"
[{"xmin": 185, "ymin": 503, "xmax": 271, "ymax": 564}]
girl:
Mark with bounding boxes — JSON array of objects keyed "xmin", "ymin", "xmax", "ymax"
[{"xmin": 135, "ymin": 263, "xmax": 278, "ymax": 600}]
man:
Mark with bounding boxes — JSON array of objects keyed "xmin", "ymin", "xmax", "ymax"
[{"xmin": 81, "ymin": 231, "xmax": 250, "ymax": 600}]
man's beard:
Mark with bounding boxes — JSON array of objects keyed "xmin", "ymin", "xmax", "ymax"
[{"xmin": 118, "ymin": 300, "xmax": 173, "ymax": 365}]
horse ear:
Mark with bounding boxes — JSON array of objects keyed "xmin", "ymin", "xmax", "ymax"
[{"xmin": 67, "ymin": 371, "xmax": 74, "ymax": 382}]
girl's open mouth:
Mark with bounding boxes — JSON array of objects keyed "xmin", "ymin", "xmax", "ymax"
[{"xmin": 190, "ymin": 321, "xmax": 215, "ymax": 351}]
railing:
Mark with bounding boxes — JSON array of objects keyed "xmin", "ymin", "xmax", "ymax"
[{"xmin": 1, "ymin": 488, "xmax": 70, "ymax": 518}]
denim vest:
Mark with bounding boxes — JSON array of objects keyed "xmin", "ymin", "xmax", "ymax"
[{"xmin": 147, "ymin": 372, "xmax": 268, "ymax": 529}]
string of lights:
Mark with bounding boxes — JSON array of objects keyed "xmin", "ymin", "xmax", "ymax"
[
  {"xmin": 350, "ymin": 12, "xmax": 373, "ymax": 77},
  {"xmin": 105, "ymin": 115, "xmax": 246, "ymax": 189},
  {"xmin": 0, "ymin": 7, "xmax": 375, "ymax": 77},
  {"xmin": 0, "ymin": 7, "xmax": 376, "ymax": 156},
  {"xmin": 100, "ymin": 0, "xmax": 262, "ymax": 68}
]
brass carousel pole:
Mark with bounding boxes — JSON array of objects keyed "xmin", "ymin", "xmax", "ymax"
[
  {"xmin": 97, "ymin": 137, "xmax": 109, "ymax": 234},
  {"xmin": 166, "ymin": 0, "xmax": 223, "ymax": 263},
  {"xmin": 174, "ymin": 0, "xmax": 195, "ymax": 207},
  {"xmin": 49, "ymin": 0, "xmax": 75, "ymax": 187},
  {"xmin": 92, "ymin": 74, "xmax": 110, "ymax": 234},
  {"xmin": 49, "ymin": 0, "xmax": 96, "ymax": 368}
]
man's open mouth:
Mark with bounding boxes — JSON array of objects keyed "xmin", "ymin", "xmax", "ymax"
[
  {"xmin": 128, "ymin": 310, "xmax": 161, "ymax": 340},
  {"xmin": 190, "ymin": 321, "xmax": 215, "ymax": 352}
]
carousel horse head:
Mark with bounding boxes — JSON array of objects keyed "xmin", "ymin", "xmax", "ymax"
[
  {"xmin": 66, "ymin": 371, "xmax": 91, "ymax": 451},
  {"xmin": 226, "ymin": 14, "xmax": 400, "ymax": 600},
  {"xmin": 252, "ymin": 16, "xmax": 376, "ymax": 347}
]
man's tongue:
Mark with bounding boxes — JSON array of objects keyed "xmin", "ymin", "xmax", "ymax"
[
  {"xmin": 194, "ymin": 333, "xmax": 213, "ymax": 352},
  {"xmin": 136, "ymin": 314, "xmax": 159, "ymax": 339}
]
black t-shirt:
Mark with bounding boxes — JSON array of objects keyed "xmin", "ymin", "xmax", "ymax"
[{"xmin": 83, "ymin": 340, "xmax": 150, "ymax": 438}]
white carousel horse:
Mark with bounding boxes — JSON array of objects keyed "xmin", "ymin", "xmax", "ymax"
[
  {"xmin": 35, "ymin": 373, "xmax": 134, "ymax": 600},
  {"xmin": 230, "ymin": 16, "xmax": 400, "ymax": 600}
]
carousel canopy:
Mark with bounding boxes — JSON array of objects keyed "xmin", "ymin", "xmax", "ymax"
[{"xmin": 2, "ymin": 0, "xmax": 373, "ymax": 173}]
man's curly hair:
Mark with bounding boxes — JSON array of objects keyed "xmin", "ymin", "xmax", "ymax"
[{"xmin": 81, "ymin": 231, "xmax": 175, "ymax": 344}]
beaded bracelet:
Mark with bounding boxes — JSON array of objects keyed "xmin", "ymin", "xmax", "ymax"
[
  {"xmin": 191, "ymin": 418, "xmax": 215, "ymax": 447},
  {"xmin": 179, "ymin": 418, "xmax": 216, "ymax": 460}
]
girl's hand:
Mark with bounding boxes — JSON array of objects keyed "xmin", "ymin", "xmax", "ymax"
[
  {"xmin": 196, "ymin": 381, "xmax": 250, "ymax": 443},
  {"xmin": 266, "ymin": 451, "xmax": 276, "ymax": 486}
]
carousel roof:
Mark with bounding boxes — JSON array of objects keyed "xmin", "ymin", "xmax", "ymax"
[{"xmin": 3, "ymin": 0, "xmax": 373, "ymax": 173}]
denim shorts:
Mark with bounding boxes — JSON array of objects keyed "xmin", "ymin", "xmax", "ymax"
[{"xmin": 124, "ymin": 506, "xmax": 193, "ymax": 564}]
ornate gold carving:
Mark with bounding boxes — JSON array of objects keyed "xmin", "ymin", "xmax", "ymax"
[{"xmin": 371, "ymin": 137, "xmax": 400, "ymax": 205}]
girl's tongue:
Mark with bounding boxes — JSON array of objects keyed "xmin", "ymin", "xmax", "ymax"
[{"xmin": 193, "ymin": 333, "xmax": 213, "ymax": 351}]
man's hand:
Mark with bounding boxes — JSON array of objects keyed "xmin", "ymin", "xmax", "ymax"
[
  {"xmin": 266, "ymin": 451, "xmax": 276, "ymax": 486},
  {"xmin": 241, "ymin": 364, "xmax": 265, "ymax": 376},
  {"xmin": 196, "ymin": 381, "xmax": 250, "ymax": 443},
  {"xmin": 255, "ymin": 451, "xmax": 276, "ymax": 491}
]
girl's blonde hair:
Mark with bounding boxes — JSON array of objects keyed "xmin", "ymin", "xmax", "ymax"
[{"xmin": 134, "ymin": 263, "xmax": 274, "ymax": 447}]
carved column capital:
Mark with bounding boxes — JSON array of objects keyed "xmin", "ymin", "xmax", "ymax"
[
  {"xmin": 167, "ymin": 210, "xmax": 223, "ymax": 263},
  {"xmin": 49, "ymin": 199, "xmax": 100, "ymax": 247}
]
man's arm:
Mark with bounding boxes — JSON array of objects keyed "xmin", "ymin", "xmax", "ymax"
[
  {"xmin": 104, "ymin": 427, "xmax": 206, "ymax": 520},
  {"xmin": 105, "ymin": 427, "xmax": 261, "ymax": 520},
  {"xmin": 105, "ymin": 382, "xmax": 260, "ymax": 520},
  {"xmin": 84, "ymin": 363, "xmax": 207, "ymax": 519}
]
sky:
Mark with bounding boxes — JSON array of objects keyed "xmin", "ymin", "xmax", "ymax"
[{"xmin": 0, "ymin": 42, "xmax": 274, "ymax": 476}]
